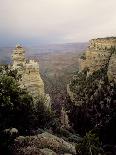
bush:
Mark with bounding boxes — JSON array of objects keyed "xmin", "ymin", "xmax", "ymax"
[
  {"xmin": 67, "ymin": 66, "xmax": 116, "ymax": 145},
  {"xmin": 76, "ymin": 131, "xmax": 103, "ymax": 155},
  {"xmin": 0, "ymin": 65, "xmax": 58, "ymax": 153}
]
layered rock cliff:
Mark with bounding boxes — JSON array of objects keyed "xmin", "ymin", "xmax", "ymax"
[
  {"xmin": 80, "ymin": 37, "xmax": 116, "ymax": 77},
  {"xmin": 67, "ymin": 37, "xmax": 116, "ymax": 104}
]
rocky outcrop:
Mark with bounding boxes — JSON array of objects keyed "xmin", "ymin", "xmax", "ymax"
[
  {"xmin": 79, "ymin": 37, "xmax": 116, "ymax": 74},
  {"xmin": 20, "ymin": 59, "xmax": 45, "ymax": 97},
  {"xmin": 60, "ymin": 107, "xmax": 70, "ymax": 129},
  {"xmin": 11, "ymin": 45, "xmax": 51, "ymax": 108},
  {"xmin": 39, "ymin": 148, "xmax": 57, "ymax": 155},
  {"xmin": 79, "ymin": 37, "xmax": 116, "ymax": 79},
  {"xmin": 107, "ymin": 53, "xmax": 116, "ymax": 82},
  {"xmin": 68, "ymin": 37, "xmax": 116, "ymax": 103},
  {"xmin": 89, "ymin": 37, "xmax": 116, "ymax": 50},
  {"xmin": 12, "ymin": 45, "xmax": 26, "ymax": 72},
  {"xmin": 11, "ymin": 132, "xmax": 76, "ymax": 155}
]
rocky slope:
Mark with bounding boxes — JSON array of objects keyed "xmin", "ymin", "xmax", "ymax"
[
  {"xmin": 80, "ymin": 37, "xmax": 116, "ymax": 76},
  {"xmin": 68, "ymin": 37, "xmax": 116, "ymax": 103},
  {"xmin": 11, "ymin": 132, "xmax": 76, "ymax": 155}
]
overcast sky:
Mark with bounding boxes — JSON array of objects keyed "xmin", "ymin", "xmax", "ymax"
[{"xmin": 0, "ymin": 0, "xmax": 116, "ymax": 46}]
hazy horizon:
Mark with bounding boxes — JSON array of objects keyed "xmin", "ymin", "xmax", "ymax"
[
  {"xmin": 0, "ymin": 42, "xmax": 88, "ymax": 48},
  {"xmin": 0, "ymin": 0, "xmax": 116, "ymax": 46}
]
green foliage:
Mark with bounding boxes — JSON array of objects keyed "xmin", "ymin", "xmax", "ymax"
[
  {"xmin": 32, "ymin": 100, "xmax": 60, "ymax": 131},
  {"xmin": 110, "ymin": 46, "xmax": 116, "ymax": 54},
  {"xmin": 0, "ymin": 65, "xmax": 58, "ymax": 133},
  {"xmin": 67, "ymin": 65, "xmax": 116, "ymax": 145},
  {"xmin": 80, "ymin": 52, "xmax": 86, "ymax": 60},
  {"xmin": 54, "ymin": 126, "xmax": 82, "ymax": 143},
  {"xmin": 0, "ymin": 64, "xmax": 60, "ymax": 154},
  {"xmin": 76, "ymin": 131, "xmax": 103, "ymax": 155},
  {"xmin": 0, "ymin": 65, "xmax": 21, "ymax": 80},
  {"xmin": 0, "ymin": 70, "xmax": 33, "ymax": 133}
]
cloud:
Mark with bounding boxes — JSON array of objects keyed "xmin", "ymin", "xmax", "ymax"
[{"xmin": 0, "ymin": 0, "xmax": 116, "ymax": 45}]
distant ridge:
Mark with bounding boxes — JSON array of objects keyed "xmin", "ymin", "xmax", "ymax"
[{"xmin": 0, "ymin": 42, "xmax": 88, "ymax": 64}]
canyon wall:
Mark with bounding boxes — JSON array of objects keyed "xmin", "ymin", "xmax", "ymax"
[
  {"xmin": 79, "ymin": 37, "xmax": 116, "ymax": 81},
  {"xmin": 68, "ymin": 37, "xmax": 116, "ymax": 104}
]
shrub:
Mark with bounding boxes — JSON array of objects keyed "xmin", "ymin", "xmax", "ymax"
[{"xmin": 76, "ymin": 131, "xmax": 103, "ymax": 155}]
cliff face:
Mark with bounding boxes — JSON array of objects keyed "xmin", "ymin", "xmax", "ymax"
[
  {"xmin": 20, "ymin": 60, "xmax": 45, "ymax": 97},
  {"xmin": 11, "ymin": 45, "xmax": 51, "ymax": 108},
  {"xmin": 80, "ymin": 37, "xmax": 116, "ymax": 80},
  {"xmin": 107, "ymin": 53, "xmax": 116, "ymax": 82},
  {"xmin": 68, "ymin": 37, "xmax": 116, "ymax": 104}
]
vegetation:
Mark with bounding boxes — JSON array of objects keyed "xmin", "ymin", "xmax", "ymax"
[
  {"xmin": 76, "ymin": 131, "xmax": 103, "ymax": 155},
  {"xmin": 0, "ymin": 44, "xmax": 116, "ymax": 154},
  {"xmin": 80, "ymin": 52, "xmax": 86, "ymax": 60},
  {"xmin": 67, "ymin": 63, "xmax": 116, "ymax": 153},
  {"xmin": 0, "ymin": 65, "xmax": 59, "ymax": 154}
]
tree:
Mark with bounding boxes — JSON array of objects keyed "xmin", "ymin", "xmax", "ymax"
[
  {"xmin": 67, "ymin": 64, "xmax": 116, "ymax": 145},
  {"xmin": 0, "ymin": 65, "xmax": 58, "ymax": 134},
  {"xmin": 76, "ymin": 131, "xmax": 103, "ymax": 155},
  {"xmin": 0, "ymin": 65, "xmax": 59, "ymax": 154},
  {"xmin": 0, "ymin": 73, "xmax": 34, "ymax": 134}
]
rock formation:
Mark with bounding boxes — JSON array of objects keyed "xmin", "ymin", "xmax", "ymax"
[
  {"xmin": 79, "ymin": 37, "xmax": 116, "ymax": 79},
  {"xmin": 67, "ymin": 37, "xmax": 116, "ymax": 103},
  {"xmin": 11, "ymin": 44, "xmax": 51, "ymax": 108},
  {"xmin": 107, "ymin": 53, "xmax": 116, "ymax": 82},
  {"xmin": 60, "ymin": 107, "xmax": 70, "ymax": 129},
  {"xmin": 79, "ymin": 37, "xmax": 116, "ymax": 76},
  {"xmin": 11, "ymin": 132, "xmax": 76, "ymax": 155}
]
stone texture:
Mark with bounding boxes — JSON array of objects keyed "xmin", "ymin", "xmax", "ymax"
[
  {"xmin": 11, "ymin": 45, "xmax": 51, "ymax": 108},
  {"xmin": 68, "ymin": 37, "xmax": 116, "ymax": 102},
  {"xmin": 107, "ymin": 53, "xmax": 116, "ymax": 82},
  {"xmin": 12, "ymin": 44, "xmax": 26, "ymax": 74},
  {"xmin": 89, "ymin": 38, "xmax": 116, "ymax": 50},
  {"xmin": 79, "ymin": 37, "xmax": 116, "ymax": 76},
  {"xmin": 20, "ymin": 59, "xmax": 45, "ymax": 97},
  {"xmin": 79, "ymin": 38, "xmax": 116, "ymax": 74},
  {"xmin": 67, "ymin": 84, "xmax": 75, "ymax": 102},
  {"xmin": 11, "ymin": 132, "xmax": 76, "ymax": 155},
  {"xmin": 60, "ymin": 107, "xmax": 70, "ymax": 129},
  {"xmin": 39, "ymin": 148, "xmax": 57, "ymax": 155}
]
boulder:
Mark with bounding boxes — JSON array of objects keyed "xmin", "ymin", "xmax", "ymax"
[
  {"xmin": 40, "ymin": 148, "xmax": 57, "ymax": 155},
  {"xmin": 11, "ymin": 132, "xmax": 76, "ymax": 155}
]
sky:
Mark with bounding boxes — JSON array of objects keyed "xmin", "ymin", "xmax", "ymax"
[{"xmin": 0, "ymin": 0, "xmax": 116, "ymax": 46}]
